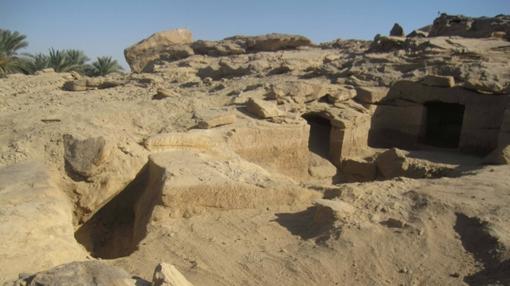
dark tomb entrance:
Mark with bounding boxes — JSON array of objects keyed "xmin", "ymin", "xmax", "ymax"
[
  {"xmin": 424, "ymin": 101, "xmax": 465, "ymax": 148},
  {"xmin": 302, "ymin": 113, "xmax": 331, "ymax": 160}
]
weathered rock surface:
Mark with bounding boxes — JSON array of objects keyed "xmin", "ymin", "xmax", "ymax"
[
  {"xmin": 191, "ymin": 40, "xmax": 245, "ymax": 57},
  {"xmin": 0, "ymin": 162, "xmax": 87, "ymax": 283},
  {"xmin": 429, "ymin": 14, "xmax": 510, "ymax": 39},
  {"xmin": 226, "ymin": 33, "xmax": 312, "ymax": 52},
  {"xmin": 125, "ymin": 28, "xmax": 193, "ymax": 72},
  {"xmin": 267, "ymin": 80, "xmax": 325, "ymax": 104},
  {"xmin": 144, "ymin": 131, "xmax": 217, "ymax": 151},
  {"xmin": 63, "ymin": 134, "xmax": 110, "ymax": 178},
  {"xmin": 197, "ymin": 60, "xmax": 253, "ymax": 80}
]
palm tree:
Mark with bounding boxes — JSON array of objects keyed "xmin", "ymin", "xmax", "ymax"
[
  {"xmin": 87, "ymin": 56, "xmax": 123, "ymax": 77},
  {"xmin": 0, "ymin": 29, "xmax": 29, "ymax": 76},
  {"xmin": 0, "ymin": 54, "xmax": 18, "ymax": 76},
  {"xmin": 0, "ymin": 30, "xmax": 28, "ymax": 56},
  {"xmin": 46, "ymin": 48, "xmax": 89, "ymax": 73},
  {"xmin": 64, "ymin": 49, "xmax": 89, "ymax": 72},
  {"xmin": 22, "ymin": 53, "xmax": 49, "ymax": 74}
]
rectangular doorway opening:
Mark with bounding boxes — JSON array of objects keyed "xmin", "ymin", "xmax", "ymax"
[
  {"xmin": 302, "ymin": 113, "xmax": 331, "ymax": 160},
  {"xmin": 424, "ymin": 101, "xmax": 465, "ymax": 148}
]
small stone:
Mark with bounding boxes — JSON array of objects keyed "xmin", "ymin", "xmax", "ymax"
[
  {"xmin": 381, "ymin": 218, "xmax": 406, "ymax": 228},
  {"xmin": 152, "ymin": 263, "xmax": 194, "ymax": 286},
  {"xmin": 202, "ymin": 77, "xmax": 213, "ymax": 85},
  {"xmin": 355, "ymin": 86, "xmax": 389, "ymax": 104},
  {"xmin": 154, "ymin": 88, "xmax": 179, "ymax": 99},
  {"xmin": 421, "ymin": 75, "xmax": 455, "ymax": 88},
  {"xmin": 63, "ymin": 79, "xmax": 88, "ymax": 91},
  {"xmin": 245, "ymin": 97, "xmax": 284, "ymax": 119},
  {"xmin": 195, "ymin": 109, "xmax": 236, "ymax": 129}
]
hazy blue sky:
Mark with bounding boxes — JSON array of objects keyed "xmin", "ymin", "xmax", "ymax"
[{"xmin": 1, "ymin": 1, "xmax": 509, "ymax": 68}]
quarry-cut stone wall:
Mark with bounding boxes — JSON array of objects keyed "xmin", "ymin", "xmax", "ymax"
[
  {"xmin": 225, "ymin": 121, "xmax": 311, "ymax": 179},
  {"xmin": 369, "ymin": 80, "xmax": 508, "ymax": 154}
]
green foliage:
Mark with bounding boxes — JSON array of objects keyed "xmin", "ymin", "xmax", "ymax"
[
  {"xmin": 0, "ymin": 29, "xmax": 29, "ymax": 77},
  {"xmin": 46, "ymin": 48, "xmax": 89, "ymax": 73},
  {"xmin": 0, "ymin": 29, "xmax": 28, "ymax": 56},
  {"xmin": 21, "ymin": 53, "xmax": 49, "ymax": 74},
  {"xmin": 86, "ymin": 56, "xmax": 123, "ymax": 77},
  {"xmin": 0, "ymin": 28, "xmax": 121, "ymax": 77}
]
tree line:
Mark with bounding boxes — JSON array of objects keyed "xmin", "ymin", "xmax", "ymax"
[{"xmin": 0, "ymin": 29, "xmax": 123, "ymax": 77}]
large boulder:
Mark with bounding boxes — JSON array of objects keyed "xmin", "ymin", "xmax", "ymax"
[
  {"xmin": 10, "ymin": 261, "xmax": 135, "ymax": 286},
  {"xmin": 124, "ymin": 28, "xmax": 193, "ymax": 72},
  {"xmin": 390, "ymin": 23, "xmax": 404, "ymax": 37}
]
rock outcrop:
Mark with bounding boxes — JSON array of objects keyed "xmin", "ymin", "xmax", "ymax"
[
  {"xmin": 429, "ymin": 14, "xmax": 510, "ymax": 39},
  {"xmin": 225, "ymin": 33, "xmax": 312, "ymax": 52},
  {"xmin": 124, "ymin": 28, "xmax": 193, "ymax": 72},
  {"xmin": 390, "ymin": 23, "xmax": 404, "ymax": 37}
]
